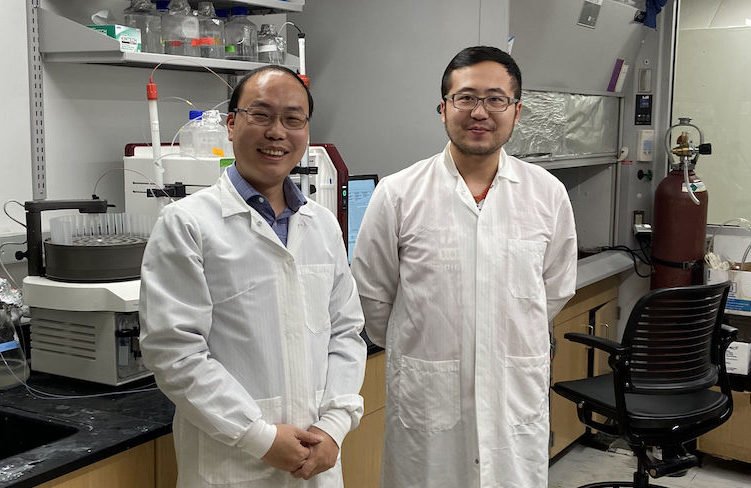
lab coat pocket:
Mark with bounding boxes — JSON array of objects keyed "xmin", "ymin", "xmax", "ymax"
[
  {"xmin": 396, "ymin": 355, "xmax": 460, "ymax": 432},
  {"xmin": 504, "ymin": 354, "xmax": 549, "ymax": 430},
  {"xmin": 300, "ymin": 264, "xmax": 334, "ymax": 333},
  {"xmin": 508, "ymin": 239, "xmax": 546, "ymax": 299},
  {"xmin": 198, "ymin": 396, "xmax": 282, "ymax": 484}
]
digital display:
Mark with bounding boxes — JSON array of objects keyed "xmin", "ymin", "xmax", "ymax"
[{"xmin": 347, "ymin": 176, "xmax": 378, "ymax": 263}]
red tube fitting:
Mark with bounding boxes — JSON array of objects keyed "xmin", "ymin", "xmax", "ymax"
[{"xmin": 146, "ymin": 80, "xmax": 158, "ymax": 100}]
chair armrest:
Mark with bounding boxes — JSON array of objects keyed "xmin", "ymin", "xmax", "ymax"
[
  {"xmin": 718, "ymin": 323, "xmax": 739, "ymax": 353},
  {"xmin": 721, "ymin": 323, "xmax": 739, "ymax": 342},
  {"xmin": 563, "ymin": 332, "xmax": 627, "ymax": 356}
]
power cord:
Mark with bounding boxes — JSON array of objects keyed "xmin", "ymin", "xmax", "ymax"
[
  {"xmin": 600, "ymin": 244, "xmax": 652, "ymax": 278},
  {"xmin": 0, "ymin": 349, "xmax": 158, "ymax": 400}
]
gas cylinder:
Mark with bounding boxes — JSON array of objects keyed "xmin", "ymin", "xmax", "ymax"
[{"xmin": 650, "ymin": 118, "xmax": 712, "ymax": 289}]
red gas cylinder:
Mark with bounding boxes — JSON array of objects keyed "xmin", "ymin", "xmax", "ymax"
[{"xmin": 650, "ymin": 169, "xmax": 708, "ymax": 289}]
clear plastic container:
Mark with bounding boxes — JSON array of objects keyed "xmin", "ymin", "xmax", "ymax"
[
  {"xmin": 123, "ymin": 0, "xmax": 163, "ymax": 54},
  {"xmin": 180, "ymin": 110, "xmax": 203, "ymax": 157},
  {"xmin": 224, "ymin": 6, "xmax": 258, "ymax": 61},
  {"xmin": 197, "ymin": 2, "xmax": 224, "ymax": 59},
  {"xmin": 257, "ymin": 24, "xmax": 285, "ymax": 64},
  {"xmin": 162, "ymin": 0, "xmax": 200, "ymax": 57},
  {"xmin": 0, "ymin": 311, "xmax": 29, "ymax": 390},
  {"xmin": 192, "ymin": 110, "xmax": 231, "ymax": 158}
]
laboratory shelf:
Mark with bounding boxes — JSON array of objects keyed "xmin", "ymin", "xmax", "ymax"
[
  {"xmin": 523, "ymin": 154, "xmax": 617, "ymax": 171},
  {"xmin": 38, "ymin": 7, "xmax": 300, "ymax": 74}
]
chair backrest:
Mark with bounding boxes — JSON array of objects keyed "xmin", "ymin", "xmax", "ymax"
[{"xmin": 620, "ymin": 281, "xmax": 731, "ymax": 394}]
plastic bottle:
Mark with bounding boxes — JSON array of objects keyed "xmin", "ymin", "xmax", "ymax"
[
  {"xmin": 257, "ymin": 24, "xmax": 285, "ymax": 64},
  {"xmin": 180, "ymin": 110, "xmax": 203, "ymax": 157},
  {"xmin": 192, "ymin": 110, "xmax": 230, "ymax": 158},
  {"xmin": 224, "ymin": 6, "xmax": 258, "ymax": 61},
  {"xmin": 161, "ymin": 0, "xmax": 200, "ymax": 57},
  {"xmin": 196, "ymin": 2, "xmax": 224, "ymax": 59},
  {"xmin": 0, "ymin": 309, "xmax": 29, "ymax": 390},
  {"xmin": 123, "ymin": 0, "xmax": 163, "ymax": 54}
]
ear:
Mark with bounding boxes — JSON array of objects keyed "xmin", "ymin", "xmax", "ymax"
[
  {"xmin": 440, "ymin": 100, "xmax": 446, "ymax": 124},
  {"xmin": 512, "ymin": 101, "xmax": 522, "ymax": 126},
  {"xmin": 226, "ymin": 112, "xmax": 235, "ymax": 142}
]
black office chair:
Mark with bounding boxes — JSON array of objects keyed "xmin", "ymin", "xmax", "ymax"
[{"xmin": 552, "ymin": 281, "xmax": 737, "ymax": 488}]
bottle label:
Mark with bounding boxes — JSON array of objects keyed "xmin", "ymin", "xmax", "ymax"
[
  {"xmin": 258, "ymin": 45, "xmax": 278, "ymax": 53},
  {"xmin": 0, "ymin": 340, "xmax": 20, "ymax": 353},
  {"xmin": 681, "ymin": 180, "xmax": 707, "ymax": 193},
  {"xmin": 197, "ymin": 37, "xmax": 215, "ymax": 46}
]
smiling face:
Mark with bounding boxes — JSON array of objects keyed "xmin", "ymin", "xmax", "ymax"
[
  {"xmin": 440, "ymin": 61, "xmax": 522, "ymax": 159},
  {"xmin": 227, "ymin": 70, "xmax": 310, "ymax": 191}
]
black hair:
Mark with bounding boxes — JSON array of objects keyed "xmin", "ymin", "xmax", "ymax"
[
  {"xmin": 228, "ymin": 65, "xmax": 314, "ymax": 116},
  {"xmin": 440, "ymin": 46, "xmax": 522, "ymax": 100}
]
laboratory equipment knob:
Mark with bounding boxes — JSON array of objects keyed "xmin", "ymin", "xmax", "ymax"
[
  {"xmin": 637, "ymin": 169, "xmax": 653, "ymax": 181},
  {"xmin": 14, "ymin": 250, "xmax": 26, "ymax": 261},
  {"xmin": 698, "ymin": 143, "xmax": 712, "ymax": 155}
]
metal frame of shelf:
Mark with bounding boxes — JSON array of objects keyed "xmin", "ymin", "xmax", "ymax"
[{"xmin": 27, "ymin": 0, "xmax": 46, "ymax": 200}]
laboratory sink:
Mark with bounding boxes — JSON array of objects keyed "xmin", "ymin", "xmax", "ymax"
[{"xmin": 0, "ymin": 409, "xmax": 78, "ymax": 459}]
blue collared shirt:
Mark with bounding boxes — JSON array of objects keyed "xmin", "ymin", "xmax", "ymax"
[{"xmin": 227, "ymin": 164, "xmax": 307, "ymax": 246}]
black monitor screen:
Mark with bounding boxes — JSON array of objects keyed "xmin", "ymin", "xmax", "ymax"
[{"xmin": 347, "ymin": 175, "xmax": 378, "ymax": 263}]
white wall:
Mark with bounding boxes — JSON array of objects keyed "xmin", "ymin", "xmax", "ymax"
[
  {"xmin": 1, "ymin": 0, "xmax": 32, "ymax": 237},
  {"xmin": 674, "ymin": 0, "xmax": 751, "ymax": 224},
  {"xmin": 289, "ymin": 0, "xmax": 509, "ymax": 177}
]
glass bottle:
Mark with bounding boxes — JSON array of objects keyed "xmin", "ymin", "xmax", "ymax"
[
  {"xmin": 197, "ymin": 2, "xmax": 224, "ymax": 59},
  {"xmin": 123, "ymin": 0, "xmax": 163, "ymax": 53},
  {"xmin": 162, "ymin": 0, "xmax": 199, "ymax": 57},
  {"xmin": 257, "ymin": 24, "xmax": 285, "ymax": 64},
  {"xmin": 224, "ymin": 6, "xmax": 258, "ymax": 61}
]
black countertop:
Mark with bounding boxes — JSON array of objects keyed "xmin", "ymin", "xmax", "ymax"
[
  {"xmin": 0, "ymin": 373, "xmax": 174, "ymax": 488},
  {"xmin": 0, "ymin": 341, "xmax": 382, "ymax": 488}
]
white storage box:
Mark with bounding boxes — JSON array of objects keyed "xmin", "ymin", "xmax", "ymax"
[
  {"xmin": 707, "ymin": 268, "xmax": 751, "ymax": 316},
  {"xmin": 725, "ymin": 341, "xmax": 751, "ymax": 376}
]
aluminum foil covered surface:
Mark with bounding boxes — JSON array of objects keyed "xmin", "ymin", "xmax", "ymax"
[{"xmin": 506, "ymin": 90, "xmax": 619, "ymax": 159}]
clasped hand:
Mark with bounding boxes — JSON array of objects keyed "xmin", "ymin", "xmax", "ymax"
[{"xmin": 261, "ymin": 424, "xmax": 339, "ymax": 480}]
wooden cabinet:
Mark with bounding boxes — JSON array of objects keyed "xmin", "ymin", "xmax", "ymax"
[
  {"xmin": 550, "ymin": 276, "xmax": 620, "ymax": 458},
  {"xmin": 550, "ymin": 309, "xmax": 590, "ymax": 457},
  {"xmin": 697, "ymin": 390, "xmax": 751, "ymax": 463},
  {"xmin": 36, "ymin": 434, "xmax": 177, "ymax": 488},
  {"xmin": 342, "ymin": 350, "xmax": 385, "ymax": 488},
  {"xmin": 36, "ymin": 441, "xmax": 156, "ymax": 488},
  {"xmin": 155, "ymin": 434, "xmax": 178, "ymax": 488}
]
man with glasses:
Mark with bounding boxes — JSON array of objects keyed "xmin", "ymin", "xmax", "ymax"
[
  {"xmin": 352, "ymin": 46, "xmax": 577, "ymax": 487},
  {"xmin": 140, "ymin": 66, "xmax": 366, "ymax": 488}
]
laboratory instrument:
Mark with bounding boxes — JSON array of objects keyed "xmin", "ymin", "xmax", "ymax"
[{"xmin": 18, "ymin": 199, "xmax": 152, "ymax": 386}]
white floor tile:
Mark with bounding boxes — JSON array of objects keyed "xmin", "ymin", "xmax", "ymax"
[{"xmin": 549, "ymin": 444, "xmax": 751, "ymax": 488}]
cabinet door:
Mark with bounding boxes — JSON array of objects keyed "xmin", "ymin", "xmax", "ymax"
[
  {"xmin": 550, "ymin": 310, "xmax": 590, "ymax": 457},
  {"xmin": 155, "ymin": 434, "xmax": 178, "ymax": 488},
  {"xmin": 341, "ymin": 351, "xmax": 385, "ymax": 488},
  {"xmin": 593, "ymin": 298, "xmax": 619, "ymax": 376},
  {"xmin": 36, "ymin": 441, "xmax": 155, "ymax": 488}
]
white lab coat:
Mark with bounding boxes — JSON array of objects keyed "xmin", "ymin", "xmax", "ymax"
[
  {"xmin": 140, "ymin": 172, "xmax": 366, "ymax": 488},
  {"xmin": 351, "ymin": 144, "xmax": 577, "ymax": 488}
]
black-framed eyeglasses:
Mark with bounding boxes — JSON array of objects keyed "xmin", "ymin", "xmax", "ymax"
[
  {"xmin": 444, "ymin": 93, "xmax": 519, "ymax": 112},
  {"xmin": 234, "ymin": 108, "xmax": 310, "ymax": 130}
]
